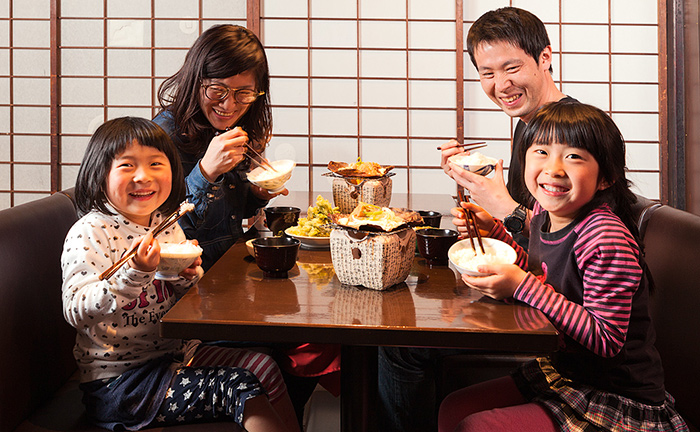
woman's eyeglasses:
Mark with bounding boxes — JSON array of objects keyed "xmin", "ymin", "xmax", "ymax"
[{"xmin": 201, "ymin": 83, "xmax": 264, "ymax": 104}]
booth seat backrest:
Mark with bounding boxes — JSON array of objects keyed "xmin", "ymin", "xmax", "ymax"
[
  {"xmin": 638, "ymin": 200, "xmax": 700, "ymax": 429},
  {"xmin": 0, "ymin": 191, "xmax": 79, "ymax": 432}
]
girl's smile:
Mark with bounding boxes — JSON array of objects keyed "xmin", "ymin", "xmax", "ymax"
[
  {"xmin": 105, "ymin": 140, "xmax": 172, "ymax": 226},
  {"xmin": 525, "ymin": 141, "xmax": 608, "ymax": 231}
]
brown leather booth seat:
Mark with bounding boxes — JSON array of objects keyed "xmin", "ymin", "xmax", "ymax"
[
  {"xmin": 640, "ymin": 199, "xmax": 700, "ymax": 431},
  {"xmin": 0, "ymin": 190, "xmax": 236, "ymax": 432},
  {"xmin": 438, "ymin": 195, "xmax": 699, "ymax": 431}
]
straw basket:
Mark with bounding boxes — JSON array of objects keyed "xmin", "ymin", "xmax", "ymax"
[
  {"xmin": 330, "ymin": 227, "xmax": 415, "ymax": 290},
  {"xmin": 332, "ymin": 176, "xmax": 392, "ymax": 214}
]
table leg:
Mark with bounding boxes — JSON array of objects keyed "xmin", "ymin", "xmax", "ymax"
[{"xmin": 340, "ymin": 345, "xmax": 378, "ymax": 432}]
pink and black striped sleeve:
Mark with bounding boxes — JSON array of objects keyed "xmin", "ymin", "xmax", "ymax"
[{"xmin": 513, "ymin": 211, "xmax": 642, "ymax": 358}]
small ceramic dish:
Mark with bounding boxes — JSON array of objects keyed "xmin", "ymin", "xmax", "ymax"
[
  {"xmin": 246, "ymin": 238, "xmax": 256, "ymax": 257},
  {"xmin": 285, "ymin": 228, "xmax": 331, "ymax": 250},
  {"xmin": 448, "ymin": 237, "xmax": 517, "ymax": 276}
]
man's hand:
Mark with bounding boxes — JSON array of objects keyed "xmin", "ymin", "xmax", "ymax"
[
  {"xmin": 439, "ymin": 139, "xmax": 465, "ymax": 176},
  {"xmin": 448, "ymin": 160, "xmax": 519, "ymax": 221}
]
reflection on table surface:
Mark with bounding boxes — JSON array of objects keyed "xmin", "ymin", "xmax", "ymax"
[{"xmin": 161, "ymin": 241, "xmax": 558, "ymax": 353}]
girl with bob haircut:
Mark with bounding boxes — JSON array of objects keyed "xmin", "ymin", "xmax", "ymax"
[
  {"xmin": 63, "ymin": 116, "xmax": 299, "ymax": 432},
  {"xmin": 74, "ymin": 116, "xmax": 186, "ymax": 218},
  {"xmin": 439, "ymin": 101, "xmax": 688, "ymax": 432}
]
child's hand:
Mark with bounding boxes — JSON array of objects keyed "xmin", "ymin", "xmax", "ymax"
[
  {"xmin": 451, "ymin": 201, "xmax": 495, "ymax": 239},
  {"xmin": 130, "ymin": 232, "xmax": 160, "ymax": 273},
  {"xmin": 179, "ymin": 240, "xmax": 202, "ymax": 280},
  {"xmin": 461, "ymin": 263, "xmax": 526, "ymax": 301}
]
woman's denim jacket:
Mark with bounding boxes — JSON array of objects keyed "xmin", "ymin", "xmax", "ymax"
[{"xmin": 153, "ymin": 111, "xmax": 268, "ymax": 271}]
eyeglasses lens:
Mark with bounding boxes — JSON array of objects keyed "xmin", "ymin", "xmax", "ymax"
[{"xmin": 205, "ymin": 85, "xmax": 259, "ymax": 104}]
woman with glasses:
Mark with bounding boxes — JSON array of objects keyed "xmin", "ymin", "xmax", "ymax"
[
  {"xmin": 154, "ymin": 24, "xmax": 285, "ymax": 272},
  {"xmin": 154, "ymin": 25, "xmax": 340, "ymax": 428}
]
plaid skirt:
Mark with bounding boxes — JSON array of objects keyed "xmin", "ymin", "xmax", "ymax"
[{"xmin": 512, "ymin": 357, "xmax": 689, "ymax": 432}]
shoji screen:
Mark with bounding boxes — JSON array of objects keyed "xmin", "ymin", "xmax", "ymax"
[{"xmin": 0, "ymin": 0, "xmax": 663, "ymax": 210}]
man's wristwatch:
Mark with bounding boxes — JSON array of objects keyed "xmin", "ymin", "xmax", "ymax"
[{"xmin": 503, "ymin": 204, "xmax": 527, "ymax": 234}]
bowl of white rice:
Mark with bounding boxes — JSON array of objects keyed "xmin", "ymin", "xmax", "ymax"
[
  {"xmin": 156, "ymin": 241, "xmax": 203, "ymax": 280},
  {"xmin": 448, "ymin": 152, "xmax": 498, "ymax": 176},
  {"xmin": 448, "ymin": 237, "xmax": 517, "ymax": 276},
  {"xmin": 247, "ymin": 159, "xmax": 296, "ymax": 193}
]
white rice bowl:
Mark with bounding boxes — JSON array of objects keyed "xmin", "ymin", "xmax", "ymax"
[
  {"xmin": 246, "ymin": 159, "xmax": 296, "ymax": 193},
  {"xmin": 448, "ymin": 237, "xmax": 517, "ymax": 276},
  {"xmin": 448, "ymin": 152, "xmax": 498, "ymax": 176},
  {"xmin": 157, "ymin": 241, "xmax": 203, "ymax": 280}
]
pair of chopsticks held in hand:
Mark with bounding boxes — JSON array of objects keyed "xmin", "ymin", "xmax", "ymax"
[
  {"xmin": 440, "ymin": 141, "xmax": 487, "ymax": 255},
  {"xmin": 453, "ymin": 189, "xmax": 486, "ymax": 255},
  {"xmin": 217, "ymin": 127, "xmax": 277, "ymax": 173},
  {"xmin": 98, "ymin": 201, "xmax": 194, "ymax": 281},
  {"xmin": 437, "ymin": 141, "xmax": 487, "ymax": 152}
]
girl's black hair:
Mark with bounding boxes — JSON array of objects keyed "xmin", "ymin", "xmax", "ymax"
[
  {"xmin": 517, "ymin": 100, "xmax": 641, "ymax": 240},
  {"xmin": 467, "ymin": 7, "xmax": 553, "ymax": 74},
  {"xmin": 74, "ymin": 116, "xmax": 186, "ymax": 218},
  {"xmin": 157, "ymin": 24, "xmax": 272, "ymax": 156}
]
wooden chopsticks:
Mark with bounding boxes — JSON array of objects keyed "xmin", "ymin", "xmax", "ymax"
[
  {"xmin": 437, "ymin": 141, "xmax": 487, "ymax": 151},
  {"xmin": 98, "ymin": 201, "xmax": 194, "ymax": 281},
  {"xmin": 453, "ymin": 190, "xmax": 485, "ymax": 255},
  {"xmin": 244, "ymin": 142, "xmax": 278, "ymax": 173}
]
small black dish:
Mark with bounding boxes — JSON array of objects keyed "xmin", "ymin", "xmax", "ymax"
[
  {"xmin": 265, "ymin": 206, "xmax": 301, "ymax": 236},
  {"xmin": 415, "ymin": 228, "xmax": 458, "ymax": 265},
  {"xmin": 253, "ymin": 236, "xmax": 301, "ymax": 278},
  {"xmin": 417, "ymin": 210, "xmax": 443, "ymax": 228}
]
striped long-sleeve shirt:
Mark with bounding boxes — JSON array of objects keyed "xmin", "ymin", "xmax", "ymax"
[{"xmin": 492, "ymin": 202, "xmax": 665, "ymax": 404}]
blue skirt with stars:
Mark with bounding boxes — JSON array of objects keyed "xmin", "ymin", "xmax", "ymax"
[{"xmin": 80, "ymin": 354, "xmax": 264, "ymax": 430}]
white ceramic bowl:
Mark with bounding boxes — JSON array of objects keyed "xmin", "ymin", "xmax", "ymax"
[
  {"xmin": 156, "ymin": 241, "xmax": 202, "ymax": 280},
  {"xmin": 285, "ymin": 228, "xmax": 331, "ymax": 250},
  {"xmin": 448, "ymin": 152, "xmax": 498, "ymax": 176},
  {"xmin": 246, "ymin": 238, "xmax": 256, "ymax": 257},
  {"xmin": 246, "ymin": 159, "xmax": 296, "ymax": 193},
  {"xmin": 448, "ymin": 237, "xmax": 517, "ymax": 276}
]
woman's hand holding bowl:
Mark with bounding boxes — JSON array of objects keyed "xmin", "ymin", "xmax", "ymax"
[{"xmin": 251, "ymin": 184, "xmax": 289, "ymax": 200}]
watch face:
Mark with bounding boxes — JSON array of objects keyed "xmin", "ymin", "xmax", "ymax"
[
  {"xmin": 504, "ymin": 208, "xmax": 525, "ymax": 232},
  {"xmin": 505, "ymin": 217, "xmax": 523, "ymax": 232}
]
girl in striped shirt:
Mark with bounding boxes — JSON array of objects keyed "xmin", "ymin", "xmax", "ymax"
[{"xmin": 438, "ymin": 101, "xmax": 688, "ymax": 432}]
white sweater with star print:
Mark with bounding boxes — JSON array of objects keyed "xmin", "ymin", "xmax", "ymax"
[{"xmin": 61, "ymin": 207, "xmax": 201, "ymax": 382}]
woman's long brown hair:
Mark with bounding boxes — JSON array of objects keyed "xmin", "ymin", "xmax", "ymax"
[{"xmin": 157, "ymin": 25, "xmax": 272, "ymax": 156}]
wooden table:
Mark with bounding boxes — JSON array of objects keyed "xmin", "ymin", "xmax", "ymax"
[{"xmin": 160, "ymin": 220, "xmax": 559, "ymax": 431}]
